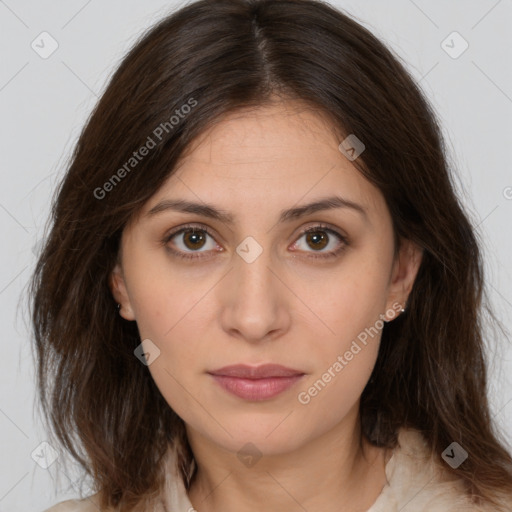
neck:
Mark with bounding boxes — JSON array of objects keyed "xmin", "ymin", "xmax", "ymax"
[{"xmin": 185, "ymin": 407, "xmax": 390, "ymax": 512}]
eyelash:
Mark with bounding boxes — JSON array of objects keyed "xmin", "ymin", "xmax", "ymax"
[{"xmin": 162, "ymin": 222, "xmax": 349, "ymax": 261}]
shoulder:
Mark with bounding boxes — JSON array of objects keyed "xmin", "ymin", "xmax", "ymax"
[
  {"xmin": 43, "ymin": 493, "xmax": 104, "ymax": 512},
  {"xmin": 371, "ymin": 428, "xmax": 512, "ymax": 512}
]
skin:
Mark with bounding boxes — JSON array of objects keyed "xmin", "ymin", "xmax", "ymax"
[{"xmin": 110, "ymin": 100, "xmax": 423, "ymax": 512}]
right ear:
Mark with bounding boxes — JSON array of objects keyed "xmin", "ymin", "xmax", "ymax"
[{"xmin": 109, "ymin": 262, "xmax": 136, "ymax": 321}]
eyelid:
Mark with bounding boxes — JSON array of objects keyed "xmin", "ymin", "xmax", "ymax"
[{"xmin": 162, "ymin": 221, "xmax": 349, "ymax": 260}]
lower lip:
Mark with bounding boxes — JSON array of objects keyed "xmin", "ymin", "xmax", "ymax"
[{"xmin": 210, "ymin": 374, "xmax": 305, "ymax": 401}]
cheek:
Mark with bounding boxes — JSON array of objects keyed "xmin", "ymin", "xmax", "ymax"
[
  {"xmin": 124, "ymin": 250, "xmax": 212, "ymax": 342},
  {"xmin": 296, "ymin": 251, "xmax": 391, "ymax": 348},
  {"xmin": 295, "ymin": 325, "xmax": 382, "ymax": 431},
  {"xmin": 144, "ymin": 359, "xmax": 198, "ymax": 431},
  {"xmin": 292, "ymin": 259, "xmax": 388, "ymax": 419}
]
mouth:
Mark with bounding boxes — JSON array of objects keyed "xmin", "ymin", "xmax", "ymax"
[{"xmin": 207, "ymin": 364, "xmax": 306, "ymax": 401}]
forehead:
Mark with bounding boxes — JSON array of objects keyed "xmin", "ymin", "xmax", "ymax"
[
  {"xmin": 139, "ymin": 101, "xmax": 386, "ymax": 222},
  {"xmin": 179, "ymin": 101, "xmax": 342, "ymax": 168}
]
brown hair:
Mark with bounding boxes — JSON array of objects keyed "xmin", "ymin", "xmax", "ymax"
[{"xmin": 28, "ymin": 0, "xmax": 512, "ymax": 510}]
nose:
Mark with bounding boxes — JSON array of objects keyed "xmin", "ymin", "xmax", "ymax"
[{"xmin": 218, "ymin": 243, "xmax": 292, "ymax": 344}]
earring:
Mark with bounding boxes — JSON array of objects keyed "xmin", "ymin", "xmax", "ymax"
[
  {"xmin": 383, "ymin": 304, "xmax": 406, "ymax": 323},
  {"xmin": 116, "ymin": 303, "xmax": 121, "ymax": 313}
]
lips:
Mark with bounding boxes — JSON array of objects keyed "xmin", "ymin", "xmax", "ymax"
[
  {"xmin": 208, "ymin": 364, "xmax": 304, "ymax": 379},
  {"xmin": 208, "ymin": 364, "xmax": 306, "ymax": 401}
]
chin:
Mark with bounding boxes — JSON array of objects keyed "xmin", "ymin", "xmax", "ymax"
[{"xmin": 200, "ymin": 415, "xmax": 312, "ymax": 457}]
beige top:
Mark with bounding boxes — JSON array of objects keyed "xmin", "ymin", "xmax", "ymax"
[{"xmin": 43, "ymin": 428, "xmax": 512, "ymax": 512}]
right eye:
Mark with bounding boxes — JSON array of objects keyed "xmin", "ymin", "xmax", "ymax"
[{"xmin": 163, "ymin": 224, "xmax": 221, "ymax": 260}]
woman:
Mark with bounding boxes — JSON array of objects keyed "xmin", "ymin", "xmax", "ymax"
[{"xmin": 30, "ymin": 0, "xmax": 512, "ymax": 511}]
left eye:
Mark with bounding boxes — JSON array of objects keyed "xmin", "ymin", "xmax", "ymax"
[
  {"xmin": 163, "ymin": 223, "xmax": 348, "ymax": 260},
  {"xmin": 292, "ymin": 227, "xmax": 346, "ymax": 256}
]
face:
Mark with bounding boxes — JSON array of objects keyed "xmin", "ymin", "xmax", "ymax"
[{"xmin": 110, "ymin": 101, "xmax": 422, "ymax": 456}]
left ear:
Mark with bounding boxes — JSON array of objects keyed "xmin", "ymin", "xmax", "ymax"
[
  {"xmin": 384, "ymin": 238, "xmax": 423, "ymax": 320},
  {"xmin": 109, "ymin": 261, "xmax": 136, "ymax": 321}
]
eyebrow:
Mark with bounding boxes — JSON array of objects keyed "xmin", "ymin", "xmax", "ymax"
[{"xmin": 145, "ymin": 195, "xmax": 368, "ymax": 224}]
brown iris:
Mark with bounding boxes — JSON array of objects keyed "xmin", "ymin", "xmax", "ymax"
[
  {"xmin": 305, "ymin": 230, "xmax": 328, "ymax": 250},
  {"xmin": 183, "ymin": 229, "xmax": 207, "ymax": 250}
]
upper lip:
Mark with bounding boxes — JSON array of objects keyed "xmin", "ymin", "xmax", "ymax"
[{"xmin": 208, "ymin": 364, "xmax": 305, "ymax": 379}]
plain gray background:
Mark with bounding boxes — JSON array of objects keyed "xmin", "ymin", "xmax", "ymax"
[{"xmin": 1, "ymin": 1, "xmax": 511, "ymax": 510}]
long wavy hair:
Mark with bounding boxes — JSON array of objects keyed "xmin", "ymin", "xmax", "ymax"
[{"xmin": 28, "ymin": 0, "xmax": 512, "ymax": 510}]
